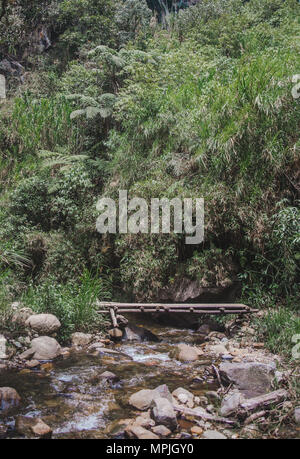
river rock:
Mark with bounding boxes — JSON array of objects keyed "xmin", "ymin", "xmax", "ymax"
[
  {"xmin": 129, "ymin": 384, "xmax": 172, "ymax": 411},
  {"xmin": 123, "ymin": 325, "xmax": 160, "ymax": 342},
  {"xmin": 151, "ymin": 396, "xmax": 178, "ymax": 431},
  {"xmin": 220, "ymin": 389, "xmax": 245, "ymax": 416},
  {"xmin": 129, "ymin": 389, "xmax": 155, "ymax": 410},
  {"xmin": 294, "ymin": 407, "xmax": 300, "ymax": 425},
  {"xmin": 202, "ymin": 430, "xmax": 227, "ymax": 439},
  {"xmin": 126, "ymin": 424, "xmax": 159, "ymax": 439},
  {"xmin": 25, "ymin": 314, "xmax": 61, "ymax": 335},
  {"xmin": 219, "ymin": 362, "xmax": 276, "ymax": 398},
  {"xmin": 71, "ymin": 332, "xmax": 92, "ymax": 347},
  {"xmin": 25, "ymin": 359, "xmax": 40, "ymax": 369},
  {"xmin": 154, "ymin": 384, "xmax": 173, "ymax": 402},
  {"xmin": 174, "ymin": 343, "xmax": 202, "ymax": 362},
  {"xmin": 172, "ymin": 387, "xmax": 194, "ymax": 408},
  {"xmin": 0, "ymin": 335, "xmax": 8, "ymax": 359},
  {"xmin": 21, "ymin": 336, "xmax": 61, "ymax": 361},
  {"xmin": 15, "ymin": 416, "xmax": 52, "ymax": 438},
  {"xmin": 134, "ymin": 411, "xmax": 155, "ymax": 429},
  {"xmin": 109, "ymin": 328, "xmax": 123, "ymax": 340},
  {"xmin": 116, "ymin": 315, "xmax": 129, "ymax": 328},
  {"xmin": 0, "ymin": 387, "xmax": 21, "ymax": 413},
  {"xmin": 152, "ymin": 425, "xmax": 171, "ymax": 437},
  {"xmin": 99, "ymin": 371, "xmax": 118, "ymax": 381},
  {"xmin": 191, "ymin": 426, "xmax": 203, "ymax": 436},
  {"xmin": 209, "ymin": 344, "xmax": 228, "ymax": 355}
]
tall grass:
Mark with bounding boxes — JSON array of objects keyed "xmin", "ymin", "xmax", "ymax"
[
  {"xmin": 22, "ymin": 271, "xmax": 112, "ymax": 342},
  {"xmin": 11, "ymin": 94, "xmax": 78, "ymax": 155}
]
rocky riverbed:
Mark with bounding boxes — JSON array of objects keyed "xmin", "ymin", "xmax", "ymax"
[{"xmin": 0, "ymin": 310, "xmax": 299, "ymax": 439}]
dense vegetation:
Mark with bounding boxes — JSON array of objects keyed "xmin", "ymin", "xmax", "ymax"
[{"xmin": 0, "ymin": 0, "xmax": 299, "ymax": 350}]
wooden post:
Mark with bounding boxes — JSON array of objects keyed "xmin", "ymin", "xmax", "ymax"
[{"xmin": 110, "ymin": 308, "xmax": 118, "ymax": 328}]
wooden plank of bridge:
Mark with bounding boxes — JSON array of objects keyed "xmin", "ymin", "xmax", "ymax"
[{"xmin": 96, "ymin": 301, "xmax": 258, "ymax": 315}]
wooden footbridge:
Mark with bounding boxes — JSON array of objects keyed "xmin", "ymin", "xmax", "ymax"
[{"xmin": 96, "ymin": 302, "xmax": 258, "ymax": 328}]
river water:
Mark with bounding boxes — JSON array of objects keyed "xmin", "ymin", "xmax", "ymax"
[{"xmin": 1, "ymin": 323, "xmax": 218, "ymax": 439}]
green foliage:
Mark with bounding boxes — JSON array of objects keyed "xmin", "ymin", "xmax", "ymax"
[
  {"xmin": 10, "ymin": 94, "xmax": 76, "ymax": 155},
  {"xmin": 254, "ymin": 307, "xmax": 300, "ymax": 357},
  {"xmin": 22, "ymin": 270, "xmax": 111, "ymax": 341},
  {"xmin": 0, "ymin": 0, "xmax": 299, "ymax": 345},
  {"xmin": 115, "ymin": 0, "xmax": 152, "ymax": 45},
  {"xmin": 68, "ymin": 93, "xmax": 117, "ymax": 120},
  {"xmin": 51, "ymin": 0, "xmax": 117, "ymax": 57},
  {"xmin": 116, "ymin": 234, "xmax": 178, "ymax": 300}
]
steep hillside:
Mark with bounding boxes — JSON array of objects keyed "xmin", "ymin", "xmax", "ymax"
[{"xmin": 0, "ymin": 0, "xmax": 299, "ymax": 352}]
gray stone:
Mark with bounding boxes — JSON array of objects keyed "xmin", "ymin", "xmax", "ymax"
[
  {"xmin": 129, "ymin": 389, "xmax": 155, "ymax": 410},
  {"xmin": 209, "ymin": 344, "xmax": 228, "ymax": 355},
  {"xmin": 152, "ymin": 425, "xmax": 171, "ymax": 437},
  {"xmin": 151, "ymin": 396, "xmax": 178, "ymax": 431},
  {"xmin": 172, "ymin": 387, "xmax": 194, "ymax": 408},
  {"xmin": 294, "ymin": 407, "xmax": 300, "ymax": 425},
  {"xmin": 202, "ymin": 430, "xmax": 227, "ymax": 439},
  {"xmin": 154, "ymin": 384, "xmax": 173, "ymax": 403},
  {"xmin": 134, "ymin": 412, "xmax": 155, "ymax": 429},
  {"xmin": 129, "ymin": 385, "xmax": 172, "ymax": 410},
  {"xmin": 220, "ymin": 389, "xmax": 245, "ymax": 416},
  {"xmin": 71, "ymin": 332, "xmax": 92, "ymax": 347},
  {"xmin": 26, "ymin": 336, "xmax": 61, "ymax": 360},
  {"xmin": 25, "ymin": 314, "xmax": 61, "ymax": 335},
  {"xmin": 175, "ymin": 343, "xmax": 202, "ymax": 362},
  {"xmin": 126, "ymin": 424, "xmax": 159, "ymax": 439},
  {"xmin": 219, "ymin": 362, "xmax": 276, "ymax": 398}
]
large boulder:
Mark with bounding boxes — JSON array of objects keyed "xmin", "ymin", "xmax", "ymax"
[
  {"xmin": 20, "ymin": 336, "xmax": 61, "ymax": 361},
  {"xmin": 151, "ymin": 396, "xmax": 178, "ymax": 431},
  {"xmin": 0, "ymin": 387, "xmax": 21, "ymax": 413},
  {"xmin": 25, "ymin": 314, "xmax": 61, "ymax": 335},
  {"xmin": 219, "ymin": 362, "xmax": 276, "ymax": 398},
  {"xmin": 158, "ymin": 275, "xmax": 239, "ymax": 303},
  {"xmin": 71, "ymin": 332, "xmax": 92, "ymax": 347}
]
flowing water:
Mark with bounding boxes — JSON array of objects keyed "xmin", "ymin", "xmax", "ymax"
[{"xmin": 0, "ymin": 322, "xmax": 218, "ymax": 439}]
